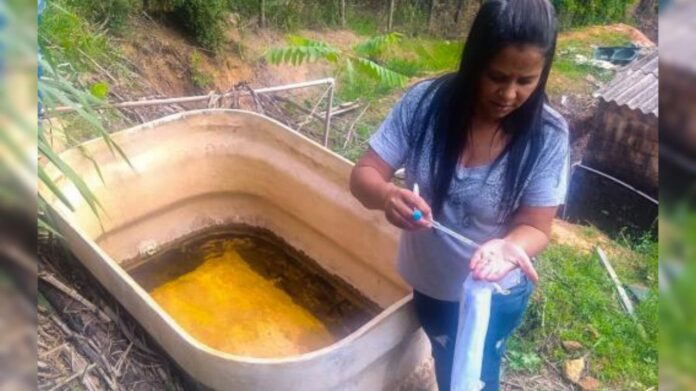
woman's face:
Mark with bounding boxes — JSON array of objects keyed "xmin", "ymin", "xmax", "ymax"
[{"xmin": 477, "ymin": 44, "xmax": 546, "ymax": 120}]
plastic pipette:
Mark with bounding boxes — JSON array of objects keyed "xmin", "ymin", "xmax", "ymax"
[{"xmin": 411, "ymin": 184, "xmax": 479, "ymax": 249}]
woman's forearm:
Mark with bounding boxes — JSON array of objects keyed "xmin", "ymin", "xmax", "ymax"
[
  {"xmin": 504, "ymin": 224, "xmax": 550, "ymax": 258},
  {"xmin": 349, "ymin": 165, "xmax": 395, "ymax": 211}
]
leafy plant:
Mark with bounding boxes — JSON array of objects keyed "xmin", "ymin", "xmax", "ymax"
[
  {"xmin": 38, "ymin": 57, "xmax": 132, "ymax": 232},
  {"xmin": 266, "ymin": 32, "xmax": 408, "ymax": 88},
  {"xmin": 67, "ymin": 0, "xmax": 134, "ymax": 33},
  {"xmin": 189, "ymin": 51, "xmax": 213, "ymax": 88},
  {"xmin": 147, "ymin": 0, "xmax": 227, "ymax": 50},
  {"xmin": 552, "ymin": 0, "xmax": 633, "ymax": 28}
]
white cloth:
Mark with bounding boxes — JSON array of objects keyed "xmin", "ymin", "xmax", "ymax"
[{"xmin": 451, "ymin": 270, "xmax": 522, "ymax": 391}]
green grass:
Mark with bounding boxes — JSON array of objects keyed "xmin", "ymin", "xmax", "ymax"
[{"xmin": 508, "ymin": 240, "xmax": 658, "ymax": 389}]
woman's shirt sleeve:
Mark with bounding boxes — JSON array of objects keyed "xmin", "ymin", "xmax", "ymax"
[
  {"xmin": 368, "ymin": 82, "xmax": 429, "ymax": 170},
  {"xmin": 520, "ymin": 120, "xmax": 571, "ymax": 207}
]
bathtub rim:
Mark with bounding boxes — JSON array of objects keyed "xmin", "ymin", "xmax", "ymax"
[{"xmin": 44, "ymin": 108, "xmax": 417, "ymax": 365}]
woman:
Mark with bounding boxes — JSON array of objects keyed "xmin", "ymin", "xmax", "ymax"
[{"xmin": 349, "ymin": 0, "xmax": 569, "ymax": 390}]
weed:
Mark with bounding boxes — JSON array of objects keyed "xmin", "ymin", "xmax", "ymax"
[
  {"xmin": 189, "ymin": 51, "xmax": 213, "ymax": 88},
  {"xmin": 510, "ymin": 243, "xmax": 658, "ymax": 389},
  {"xmin": 39, "ymin": 0, "xmax": 112, "ymax": 71}
]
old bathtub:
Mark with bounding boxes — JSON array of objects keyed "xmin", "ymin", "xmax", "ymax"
[{"xmin": 41, "ymin": 110, "xmax": 433, "ymax": 391}]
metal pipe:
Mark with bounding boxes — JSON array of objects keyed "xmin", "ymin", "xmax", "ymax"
[
  {"xmin": 322, "ymin": 81, "xmax": 335, "ymax": 147},
  {"xmin": 572, "ymin": 162, "xmax": 658, "ymax": 205},
  {"xmin": 561, "ymin": 161, "xmax": 658, "ymax": 220},
  {"xmin": 44, "ymin": 78, "xmax": 336, "ymax": 116}
]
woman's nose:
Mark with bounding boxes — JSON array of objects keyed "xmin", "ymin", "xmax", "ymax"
[{"xmin": 498, "ymin": 84, "xmax": 516, "ymax": 101}]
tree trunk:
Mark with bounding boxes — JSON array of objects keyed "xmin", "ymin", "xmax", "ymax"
[
  {"xmin": 455, "ymin": 0, "xmax": 465, "ymax": 24},
  {"xmin": 428, "ymin": 0, "xmax": 437, "ymax": 32},
  {"xmin": 341, "ymin": 0, "xmax": 346, "ymax": 27},
  {"xmin": 260, "ymin": 0, "xmax": 266, "ymax": 28},
  {"xmin": 388, "ymin": 0, "xmax": 395, "ymax": 32},
  {"xmin": 638, "ymin": 0, "xmax": 657, "ymax": 14}
]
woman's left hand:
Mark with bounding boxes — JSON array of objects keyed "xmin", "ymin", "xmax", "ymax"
[{"xmin": 469, "ymin": 239, "xmax": 539, "ymax": 284}]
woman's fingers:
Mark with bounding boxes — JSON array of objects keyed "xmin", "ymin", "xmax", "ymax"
[
  {"xmin": 386, "ymin": 194, "xmax": 425, "ymax": 230},
  {"xmin": 469, "ymin": 247, "xmax": 485, "ymax": 271},
  {"xmin": 516, "ymin": 257, "xmax": 539, "ymax": 284},
  {"xmin": 393, "ymin": 198, "xmax": 421, "ymax": 228},
  {"xmin": 402, "ymin": 189, "xmax": 433, "ymax": 226}
]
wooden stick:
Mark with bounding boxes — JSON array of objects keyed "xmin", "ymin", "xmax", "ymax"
[
  {"xmin": 275, "ymin": 96, "xmax": 358, "ymax": 121},
  {"xmin": 77, "ymin": 48, "xmax": 118, "ymax": 85},
  {"xmin": 596, "ymin": 246, "xmax": 635, "ymax": 316},
  {"xmin": 343, "ymin": 102, "xmax": 370, "ymax": 149},
  {"xmin": 297, "ymin": 85, "xmax": 332, "ymax": 133},
  {"xmin": 48, "ymin": 363, "xmax": 95, "ymax": 391},
  {"xmin": 39, "ymin": 272, "xmax": 112, "ymax": 323}
]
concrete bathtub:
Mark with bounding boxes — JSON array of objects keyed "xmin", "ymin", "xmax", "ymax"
[{"xmin": 41, "ymin": 110, "xmax": 432, "ymax": 391}]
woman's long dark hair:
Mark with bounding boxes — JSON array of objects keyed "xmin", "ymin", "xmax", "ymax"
[{"xmin": 413, "ymin": 0, "xmax": 559, "ymax": 221}]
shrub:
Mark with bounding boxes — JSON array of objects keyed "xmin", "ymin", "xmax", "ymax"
[
  {"xmin": 552, "ymin": 0, "xmax": 633, "ymax": 28},
  {"xmin": 67, "ymin": 0, "xmax": 134, "ymax": 33},
  {"xmin": 148, "ymin": 0, "xmax": 227, "ymax": 50}
]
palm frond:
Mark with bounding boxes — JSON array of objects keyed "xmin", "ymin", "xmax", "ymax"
[
  {"xmin": 266, "ymin": 35, "xmax": 340, "ymax": 66},
  {"xmin": 355, "ymin": 57, "xmax": 408, "ymax": 87},
  {"xmin": 354, "ymin": 32, "xmax": 403, "ymax": 57}
]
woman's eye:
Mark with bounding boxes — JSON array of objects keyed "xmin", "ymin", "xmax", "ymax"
[
  {"xmin": 488, "ymin": 74, "xmax": 507, "ymax": 83},
  {"xmin": 518, "ymin": 78, "xmax": 535, "ymax": 85}
]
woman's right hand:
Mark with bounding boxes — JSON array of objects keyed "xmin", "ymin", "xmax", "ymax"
[{"xmin": 383, "ymin": 183, "xmax": 433, "ymax": 231}]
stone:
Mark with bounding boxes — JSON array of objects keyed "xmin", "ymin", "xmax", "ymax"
[
  {"xmin": 563, "ymin": 357, "xmax": 585, "ymax": 384},
  {"xmin": 562, "ymin": 340, "xmax": 584, "ymax": 352},
  {"xmin": 627, "ymin": 284, "xmax": 650, "ymax": 302},
  {"xmin": 578, "ymin": 376, "xmax": 602, "ymax": 391}
]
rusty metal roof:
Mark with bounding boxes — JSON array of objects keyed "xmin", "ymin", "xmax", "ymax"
[{"xmin": 597, "ymin": 50, "xmax": 658, "ymax": 117}]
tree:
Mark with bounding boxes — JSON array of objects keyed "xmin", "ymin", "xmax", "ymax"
[
  {"xmin": 341, "ymin": 0, "xmax": 346, "ymax": 27},
  {"xmin": 260, "ymin": 0, "xmax": 266, "ymax": 28},
  {"xmin": 388, "ymin": 0, "xmax": 395, "ymax": 32},
  {"xmin": 428, "ymin": 0, "xmax": 438, "ymax": 32},
  {"xmin": 455, "ymin": 0, "xmax": 465, "ymax": 24}
]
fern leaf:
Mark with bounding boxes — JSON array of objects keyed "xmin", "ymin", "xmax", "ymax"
[
  {"xmin": 355, "ymin": 32, "xmax": 404, "ymax": 57},
  {"xmin": 355, "ymin": 57, "xmax": 408, "ymax": 87}
]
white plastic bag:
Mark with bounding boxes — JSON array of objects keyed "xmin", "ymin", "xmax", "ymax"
[{"xmin": 451, "ymin": 270, "xmax": 521, "ymax": 391}]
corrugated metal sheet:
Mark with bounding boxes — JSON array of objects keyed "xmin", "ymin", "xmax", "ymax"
[{"xmin": 597, "ymin": 50, "xmax": 658, "ymax": 117}]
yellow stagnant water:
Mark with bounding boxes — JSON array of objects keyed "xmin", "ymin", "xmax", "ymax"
[{"xmin": 149, "ymin": 241, "xmax": 335, "ymax": 358}]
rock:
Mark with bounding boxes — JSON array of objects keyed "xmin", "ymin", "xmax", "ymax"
[
  {"xmin": 578, "ymin": 376, "xmax": 601, "ymax": 391},
  {"xmin": 563, "ymin": 357, "xmax": 585, "ymax": 384},
  {"xmin": 589, "ymin": 59, "xmax": 615, "ymax": 70},
  {"xmin": 626, "ymin": 284, "xmax": 649, "ymax": 302},
  {"xmin": 574, "ymin": 54, "xmax": 589, "ymax": 64},
  {"xmin": 562, "ymin": 340, "xmax": 584, "ymax": 352}
]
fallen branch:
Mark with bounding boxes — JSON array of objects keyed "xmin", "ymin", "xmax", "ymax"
[
  {"xmin": 343, "ymin": 102, "xmax": 370, "ymax": 149},
  {"xmin": 77, "ymin": 48, "xmax": 118, "ymax": 85},
  {"xmin": 39, "ymin": 271, "xmax": 111, "ymax": 323},
  {"xmin": 48, "ymin": 363, "xmax": 95, "ymax": 391}
]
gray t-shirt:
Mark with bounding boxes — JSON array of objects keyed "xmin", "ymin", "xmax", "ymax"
[{"xmin": 369, "ymin": 81, "xmax": 570, "ymax": 301}]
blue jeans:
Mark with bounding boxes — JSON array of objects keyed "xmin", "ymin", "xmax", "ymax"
[{"xmin": 413, "ymin": 277, "xmax": 533, "ymax": 391}]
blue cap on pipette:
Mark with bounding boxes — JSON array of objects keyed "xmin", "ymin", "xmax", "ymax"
[{"xmin": 412, "ymin": 209, "xmax": 423, "ymax": 221}]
